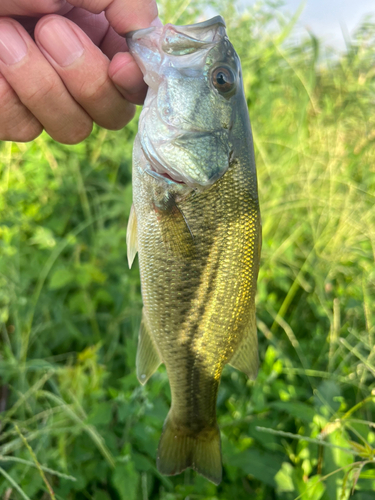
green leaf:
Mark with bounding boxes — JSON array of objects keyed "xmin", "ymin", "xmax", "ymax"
[
  {"xmin": 87, "ymin": 404, "xmax": 112, "ymax": 426},
  {"xmin": 29, "ymin": 226, "xmax": 56, "ymax": 249},
  {"xmin": 226, "ymin": 449, "xmax": 284, "ymax": 487},
  {"xmin": 314, "ymin": 381, "xmax": 342, "ymax": 417},
  {"xmin": 68, "ymin": 290, "xmax": 89, "ymax": 314},
  {"xmin": 94, "ymin": 490, "xmax": 112, "ymax": 500},
  {"xmin": 49, "ymin": 267, "xmax": 75, "ymax": 289},
  {"xmin": 275, "ymin": 462, "xmax": 295, "ymax": 493},
  {"xmin": 271, "ymin": 401, "xmax": 316, "ymax": 422},
  {"xmin": 299, "ymin": 475, "xmax": 325, "ymax": 500},
  {"xmin": 112, "ymin": 460, "xmax": 139, "ymax": 500},
  {"xmin": 322, "ymin": 429, "xmax": 354, "ymax": 500},
  {"xmin": 75, "ymin": 263, "xmax": 107, "ymax": 287},
  {"xmin": 0, "ymin": 306, "xmax": 9, "ymax": 322}
]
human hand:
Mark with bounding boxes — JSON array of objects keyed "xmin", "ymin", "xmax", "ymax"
[{"xmin": 0, "ymin": 0, "xmax": 159, "ymax": 144}]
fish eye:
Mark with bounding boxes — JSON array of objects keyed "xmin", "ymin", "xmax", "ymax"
[{"xmin": 211, "ymin": 66, "xmax": 236, "ymax": 94}]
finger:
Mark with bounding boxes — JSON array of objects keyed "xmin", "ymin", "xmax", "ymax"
[
  {"xmin": 109, "ymin": 52, "xmax": 147, "ymax": 105},
  {"xmin": 105, "ymin": 17, "xmax": 163, "ymax": 104},
  {"xmin": 0, "ymin": 0, "xmax": 72, "ymax": 16},
  {"xmin": 0, "ymin": 18, "xmax": 93, "ymax": 144},
  {"xmin": 15, "ymin": 8, "xmax": 110, "ymax": 45},
  {"xmin": 0, "ymin": 72, "xmax": 43, "ymax": 142},
  {"xmin": 99, "ymin": 26, "xmax": 127, "ymax": 60},
  {"xmin": 35, "ymin": 15, "xmax": 135, "ymax": 130},
  {"xmin": 66, "ymin": 0, "xmax": 159, "ymax": 34},
  {"xmin": 65, "ymin": 8, "xmax": 109, "ymax": 46}
]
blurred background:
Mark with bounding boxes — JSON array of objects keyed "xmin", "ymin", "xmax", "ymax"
[
  {"xmin": 245, "ymin": 0, "xmax": 375, "ymax": 50},
  {"xmin": 1, "ymin": 1, "xmax": 375, "ymax": 499}
]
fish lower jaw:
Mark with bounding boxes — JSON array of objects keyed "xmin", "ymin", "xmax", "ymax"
[
  {"xmin": 144, "ymin": 165, "xmax": 210, "ymax": 195},
  {"xmin": 155, "ymin": 169, "xmax": 184, "ymax": 184},
  {"xmin": 145, "ymin": 165, "xmax": 186, "ymax": 186}
]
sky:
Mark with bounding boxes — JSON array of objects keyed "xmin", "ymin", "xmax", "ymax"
[{"xmin": 245, "ymin": 0, "xmax": 375, "ymax": 50}]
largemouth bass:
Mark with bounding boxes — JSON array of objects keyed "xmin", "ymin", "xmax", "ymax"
[{"xmin": 126, "ymin": 16, "xmax": 261, "ymax": 485}]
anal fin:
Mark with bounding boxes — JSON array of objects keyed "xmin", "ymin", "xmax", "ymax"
[
  {"xmin": 136, "ymin": 310, "xmax": 162, "ymax": 385},
  {"xmin": 228, "ymin": 315, "xmax": 259, "ymax": 379},
  {"xmin": 126, "ymin": 204, "xmax": 138, "ymax": 269}
]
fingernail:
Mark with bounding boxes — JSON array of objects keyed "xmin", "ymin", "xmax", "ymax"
[
  {"xmin": 0, "ymin": 23, "xmax": 28, "ymax": 65},
  {"xmin": 38, "ymin": 19, "xmax": 84, "ymax": 67}
]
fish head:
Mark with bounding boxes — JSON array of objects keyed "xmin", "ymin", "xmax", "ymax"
[{"xmin": 127, "ymin": 16, "xmax": 245, "ymax": 190}]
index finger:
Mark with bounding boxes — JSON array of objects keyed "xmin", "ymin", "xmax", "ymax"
[
  {"xmin": 66, "ymin": 0, "xmax": 159, "ymax": 34},
  {"xmin": 0, "ymin": 1, "xmax": 72, "ymax": 16}
]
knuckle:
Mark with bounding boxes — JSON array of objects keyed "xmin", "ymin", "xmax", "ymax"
[
  {"xmin": 22, "ymin": 75, "xmax": 61, "ymax": 106},
  {"xmin": 68, "ymin": 0, "xmax": 104, "ymax": 14},
  {"xmin": 66, "ymin": 123, "xmax": 93, "ymax": 144},
  {"xmin": 79, "ymin": 76, "xmax": 108, "ymax": 104},
  {"xmin": 0, "ymin": 78, "xmax": 43, "ymax": 142},
  {"xmin": 103, "ymin": 103, "xmax": 135, "ymax": 131},
  {"xmin": 0, "ymin": 78, "xmax": 14, "ymax": 103},
  {"xmin": 29, "ymin": 0, "xmax": 66, "ymax": 14},
  {"xmin": 106, "ymin": 120, "xmax": 126, "ymax": 131},
  {"xmin": 0, "ymin": 115, "xmax": 43, "ymax": 142},
  {"xmin": 73, "ymin": 120, "xmax": 94, "ymax": 143},
  {"xmin": 14, "ymin": 123, "xmax": 43, "ymax": 142},
  {"xmin": 52, "ymin": 118, "xmax": 93, "ymax": 145}
]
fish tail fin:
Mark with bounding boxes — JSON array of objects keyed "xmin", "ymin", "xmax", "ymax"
[{"xmin": 157, "ymin": 412, "xmax": 222, "ymax": 485}]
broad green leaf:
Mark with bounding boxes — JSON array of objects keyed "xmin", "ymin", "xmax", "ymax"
[
  {"xmin": 227, "ymin": 449, "xmax": 284, "ymax": 487},
  {"xmin": 275, "ymin": 462, "xmax": 295, "ymax": 493},
  {"xmin": 112, "ymin": 460, "xmax": 139, "ymax": 500},
  {"xmin": 271, "ymin": 401, "xmax": 316, "ymax": 422},
  {"xmin": 49, "ymin": 268, "xmax": 75, "ymax": 289}
]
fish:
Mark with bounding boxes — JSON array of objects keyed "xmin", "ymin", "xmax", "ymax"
[{"xmin": 125, "ymin": 16, "xmax": 261, "ymax": 485}]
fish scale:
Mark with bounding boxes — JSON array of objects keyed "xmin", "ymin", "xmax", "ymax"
[{"xmin": 126, "ymin": 16, "xmax": 261, "ymax": 484}]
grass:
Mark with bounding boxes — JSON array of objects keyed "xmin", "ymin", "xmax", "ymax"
[{"xmin": 0, "ymin": 1, "xmax": 375, "ymax": 499}]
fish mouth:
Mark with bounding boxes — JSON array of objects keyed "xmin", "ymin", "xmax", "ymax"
[
  {"xmin": 125, "ymin": 26, "xmax": 155, "ymax": 40},
  {"xmin": 125, "ymin": 16, "xmax": 226, "ymax": 79},
  {"xmin": 124, "ymin": 15, "xmax": 226, "ymax": 44},
  {"xmin": 145, "ymin": 168, "xmax": 186, "ymax": 188},
  {"xmin": 156, "ymin": 172, "xmax": 184, "ymax": 184}
]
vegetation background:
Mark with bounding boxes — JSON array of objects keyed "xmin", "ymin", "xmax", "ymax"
[{"xmin": 0, "ymin": 0, "xmax": 375, "ymax": 498}]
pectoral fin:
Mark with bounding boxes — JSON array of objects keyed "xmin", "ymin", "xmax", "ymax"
[
  {"xmin": 127, "ymin": 204, "xmax": 138, "ymax": 269},
  {"xmin": 159, "ymin": 201, "xmax": 196, "ymax": 259},
  {"xmin": 146, "ymin": 169, "xmax": 195, "ymax": 259},
  {"xmin": 228, "ymin": 316, "xmax": 259, "ymax": 379},
  {"xmin": 136, "ymin": 310, "xmax": 162, "ymax": 385}
]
